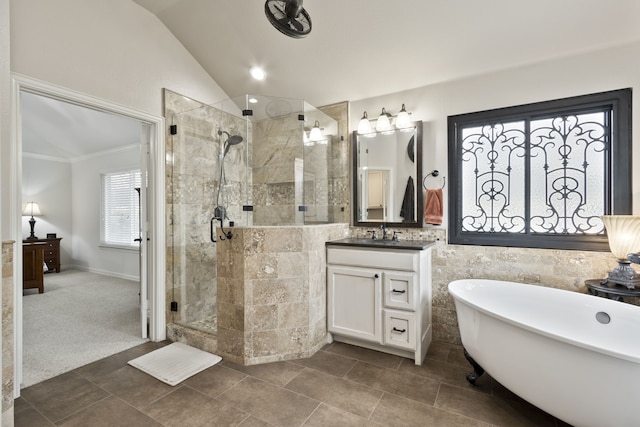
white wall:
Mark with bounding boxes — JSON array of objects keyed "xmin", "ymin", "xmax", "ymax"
[
  {"xmin": 21, "ymin": 156, "xmax": 73, "ymax": 266},
  {"xmin": 9, "ymin": 0, "xmax": 229, "ymax": 117},
  {"xmin": 351, "ymin": 41, "xmax": 640, "ymax": 221},
  {"xmin": 71, "ymin": 147, "xmax": 141, "ymax": 279}
]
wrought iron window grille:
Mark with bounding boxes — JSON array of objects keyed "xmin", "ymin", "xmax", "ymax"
[{"xmin": 447, "ymin": 89, "xmax": 632, "ymax": 251}]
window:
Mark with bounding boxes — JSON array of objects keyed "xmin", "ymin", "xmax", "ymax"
[
  {"xmin": 448, "ymin": 89, "xmax": 632, "ymax": 250},
  {"xmin": 101, "ymin": 169, "xmax": 142, "ymax": 248}
]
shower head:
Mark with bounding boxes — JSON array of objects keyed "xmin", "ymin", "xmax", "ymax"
[
  {"xmin": 226, "ymin": 135, "xmax": 243, "ymax": 146},
  {"xmin": 218, "ymin": 129, "xmax": 243, "ymax": 157},
  {"xmin": 218, "ymin": 129, "xmax": 243, "ymax": 142}
]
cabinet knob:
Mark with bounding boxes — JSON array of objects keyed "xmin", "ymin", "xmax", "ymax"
[{"xmin": 374, "ymin": 274, "xmax": 379, "ymax": 278}]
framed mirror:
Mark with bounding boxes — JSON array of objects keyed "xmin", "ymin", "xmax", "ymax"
[{"xmin": 352, "ymin": 121, "xmax": 423, "ymax": 227}]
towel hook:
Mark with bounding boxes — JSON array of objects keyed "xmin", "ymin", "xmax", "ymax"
[{"xmin": 423, "ymin": 170, "xmax": 446, "ymax": 190}]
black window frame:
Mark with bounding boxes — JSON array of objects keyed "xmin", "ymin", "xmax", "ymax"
[{"xmin": 447, "ymin": 89, "xmax": 632, "ymax": 251}]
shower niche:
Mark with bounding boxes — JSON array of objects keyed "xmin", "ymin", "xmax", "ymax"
[{"xmin": 165, "ymin": 90, "xmax": 346, "ymax": 363}]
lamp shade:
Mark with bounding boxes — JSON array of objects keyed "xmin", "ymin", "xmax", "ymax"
[
  {"xmin": 602, "ymin": 215, "xmax": 640, "ymax": 259},
  {"xmin": 357, "ymin": 111, "xmax": 372, "ymax": 135},
  {"xmin": 309, "ymin": 120, "xmax": 324, "ymax": 142},
  {"xmin": 375, "ymin": 108, "xmax": 392, "ymax": 132},
  {"xmin": 23, "ymin": 201, "xmax": 41, "ymax": 216},
  {"xmin": 395, "ymin": 104, "xmax": 411, "ymax": 129}
]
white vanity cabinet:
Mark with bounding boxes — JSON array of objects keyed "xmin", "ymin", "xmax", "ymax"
[{"xmin": 326, "ymin": 241, "xmax": 433, "ymax": 365}]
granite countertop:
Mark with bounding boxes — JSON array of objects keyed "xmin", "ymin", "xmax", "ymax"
[{"xmin": 326, "ymin": 237, "xmax": 436, "ymax": 251}]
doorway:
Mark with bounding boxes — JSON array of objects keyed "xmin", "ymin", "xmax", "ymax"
[{"xmin": 11, "ymin": 74, "xmax": 166, "ymax": 394}]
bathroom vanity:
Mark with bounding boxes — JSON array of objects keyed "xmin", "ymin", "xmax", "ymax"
[{"xmin": 326, "ymin": 238, "xmax": 435, "ymax": 365}]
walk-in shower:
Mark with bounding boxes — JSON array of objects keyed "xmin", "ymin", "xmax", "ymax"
[{"xmin": 166, "ymin": 93, "xmax": 342, "ymax": 341}]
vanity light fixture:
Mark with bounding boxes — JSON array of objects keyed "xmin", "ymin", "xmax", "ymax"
[
  {"xmin": 601, "ymin": 215, "xmax": 640, "ymax": 288},
  {"xmin": 357, "ymin": 105, "xmax": 413, "ymax": 135},
  {"xmin": 357, "ymin": 111, "xmax": 373, "ymax": 135},
  {"xmin": 303, "ymin": 130, "xmax": 312, "ymax": 146},
  {"xmin": 375, "ymin": 108, "xmax": 392, "ymax": 132},
  {"xmin": 395, "ymin": 104, "xmax": 412, "ymax": 129},
  {"xmin": 308, "ymin": 120, "xmax": 324, "ymax": 142}
]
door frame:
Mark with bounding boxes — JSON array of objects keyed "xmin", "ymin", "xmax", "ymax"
[{"xmin": 10, "ymin": 73, "xmax": 166, "ymax": 396}]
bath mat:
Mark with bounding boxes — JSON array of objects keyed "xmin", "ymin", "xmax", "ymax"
[{"xmin": 127, "ymin": 342, "xmax": 221, "ymax": 386}]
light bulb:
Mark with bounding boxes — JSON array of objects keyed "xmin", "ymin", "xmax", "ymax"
[
  {"xmin": 376, "ymin": 108, "xmax": 392, "ymax": 132},
  {"xmin": 395, "ymin": 104, "xmax": 411, "ymax": 129},
  {"xmin": 357, "ymin": 111, "xmax": 373, "ymax": 135},
  {"xmin": 309, "ymin": 120, "xmax": 324, "ymax": 142}
]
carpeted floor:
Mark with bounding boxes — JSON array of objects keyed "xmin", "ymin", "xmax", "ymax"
[{"xmin": 22, "ymin": 269, "xmax": 148, "ymax": 387}]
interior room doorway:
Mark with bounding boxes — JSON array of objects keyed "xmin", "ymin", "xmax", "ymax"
[{"xmin": 11, "ymin": 74, "xmax": 166, "ymax": 394}]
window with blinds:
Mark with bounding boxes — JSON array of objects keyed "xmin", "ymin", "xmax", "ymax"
[{"xmin": 101, "ymin": 169, "xmax": 141, "ymax": 247}]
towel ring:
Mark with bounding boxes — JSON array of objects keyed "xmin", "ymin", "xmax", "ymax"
[{"xmin": 423, "ymin": 170, "xmax": 446, "ymax": 190}]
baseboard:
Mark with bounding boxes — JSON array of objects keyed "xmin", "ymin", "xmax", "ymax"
[{"xmin": 67, "ymin": 264, "xmax": 140, "ymax": 282}]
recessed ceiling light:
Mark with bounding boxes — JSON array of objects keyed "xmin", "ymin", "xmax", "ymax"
[
  {"xmin": 249, "ymin": 97, "xmax": 258, "ymax": 104},
  {"xmin": 250, "ymin": 66, "xmax": 266, "ymax": 81}
]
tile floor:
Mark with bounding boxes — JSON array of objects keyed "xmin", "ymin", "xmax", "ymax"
[{"xmin": 15, "ymin": 340, "xmax": 571, "ymax": 427}]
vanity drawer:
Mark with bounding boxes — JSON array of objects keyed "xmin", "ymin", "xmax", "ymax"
[
  {"xmin": 327, "ymin": 247, "xmax": 418, "ymax": 271},
  {"xmin": 383, "ymin": 271, "xmax": 416, "ymax": 311},
  {"xmin": 383, "ymin": 310, "xmax": 416, "ymax": 350}
]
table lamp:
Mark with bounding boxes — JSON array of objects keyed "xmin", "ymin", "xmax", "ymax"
[
  {"xmin": 23, "ymin": 201, "xmax": 41, "ymax": 240},
  {"xmin": 601, "ymin": 215, "xmax": 640, "ymax": 289}
]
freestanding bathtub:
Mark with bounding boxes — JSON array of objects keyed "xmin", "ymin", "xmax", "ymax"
[{"xmin": 449, "ymin": 279, "xmax": 640, "ymax": 427}]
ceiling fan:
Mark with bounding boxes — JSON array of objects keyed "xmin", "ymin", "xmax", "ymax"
[{"xmin": 265, "ymin": 0, "xmax": 312, "ymax": 39}]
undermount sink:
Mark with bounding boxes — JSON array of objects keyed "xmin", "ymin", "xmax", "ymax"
[{"xmin": 325, "ymin": 237, "xmax": 435, "ymax": 251}]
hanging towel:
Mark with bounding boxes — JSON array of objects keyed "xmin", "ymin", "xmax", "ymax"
[
  {"xmin": 399, "ymin": 177, "xmax": 415, "ymax": 222},
  {"xmin": 424, "ymin": 188, "xmax": 443, "ymax": 225}
]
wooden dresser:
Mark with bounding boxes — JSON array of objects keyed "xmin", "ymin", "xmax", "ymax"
[
  {"xmin": 23, "ymin": 237, "xmax": 62, "ymax": 273},
  {"xmin": 22, "ymin": 242, "xmax": 45, "ymax": 293}
]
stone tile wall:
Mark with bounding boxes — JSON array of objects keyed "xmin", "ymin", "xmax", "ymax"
[
  {"xmin": 2, "ymin": 241, "xmax": 14, "ymax": 427},
  {"xmin": 251, "ymin": 113, "xmax": 301, "ymax": 225},
  {"xmin": 318, "ymin": 102, "xmax": 350, "ymax": 225},
  {"xmin": 164, "ymin": 89, "xmax": 249, "ymax": 330},
  {"xmin": 216, "ymin": 224, "xmax": 349, "ymax": 365}
]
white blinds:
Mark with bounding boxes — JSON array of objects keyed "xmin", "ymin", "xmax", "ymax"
[{"xmin": 101, "ymin": 169, "xmax": 141, "ymax": 247}]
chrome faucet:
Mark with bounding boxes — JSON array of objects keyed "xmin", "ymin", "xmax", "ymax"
[{"xmin": 380, "ymin": 223, "xmax": 388, "ymax": 240}]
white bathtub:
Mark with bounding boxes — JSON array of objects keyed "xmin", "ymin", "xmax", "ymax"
[{"xmin": 448, "ymin": 279, "xmax": 640, "ymax": 427}]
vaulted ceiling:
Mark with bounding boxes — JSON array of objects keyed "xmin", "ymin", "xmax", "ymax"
[
  {"xmin": 133, "ymin": 0, "xmax": 640, "ymax": 107},
  {"xmin": 21, "ymin": 0, "xmax": 640, "ymax": 160}
]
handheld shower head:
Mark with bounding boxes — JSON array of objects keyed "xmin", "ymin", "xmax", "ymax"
[
  {"xmin": 226, "ymin": 135, "xmax": 243, "ymax": 146},
  {"xmin": 218, "ymin": 129, "xmax": 244, "ymax": 157}
]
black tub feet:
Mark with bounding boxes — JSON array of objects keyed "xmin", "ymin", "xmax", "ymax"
[{"xmin": 463, "ymin": 348, "xmax": 484, "ymax": 385}]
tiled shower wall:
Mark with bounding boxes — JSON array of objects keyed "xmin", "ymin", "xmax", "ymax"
[
  {"xmin": 251, "ymin": 102, "xmax": 349, "ymax": 226},
  {"xmin": 216, "ymin": 224, "xmax": 349, "ymax": 365},
  {"xmin": 164, "ymin": 89, "xmax": 249, "ymax": 330},
  {"xmin": 251, "ymin": 113, "xmax": 302, "ymax": 226},
  {"xmin": 318, "ymin": 102, "xmax": 350, "ymax": 225}
]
